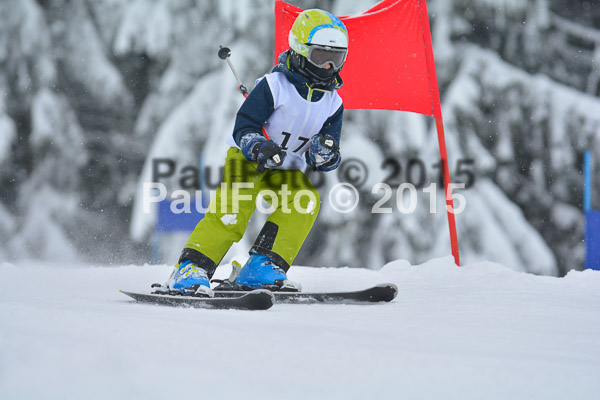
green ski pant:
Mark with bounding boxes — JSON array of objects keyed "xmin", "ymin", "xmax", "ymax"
[{"xmin": 179, "ymin": 147, "xmax": 320, "ymax": 277}]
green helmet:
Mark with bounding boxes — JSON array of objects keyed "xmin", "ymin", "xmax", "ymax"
[
  {"xmin": 289, "ymin": 9, "xmax": 349, "ymax": 57},
  {"xmin": 288, "ymin": 9, "xmax": 349, "ymax": 85}
]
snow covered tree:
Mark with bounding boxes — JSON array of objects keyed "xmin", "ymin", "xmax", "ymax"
[{"xmin": 0, "ymin": 0, "xmax": 597, "ymax": 275}]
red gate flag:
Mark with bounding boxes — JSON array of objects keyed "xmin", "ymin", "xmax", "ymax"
[
  {"xmin": 274, "ymin": 0, "xmax": 460, "ymax": 265},
  {"xmin": 275, "ymin": 0, "xmax": 441, "ymax": 116}
]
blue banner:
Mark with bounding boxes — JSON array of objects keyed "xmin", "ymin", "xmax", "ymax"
[
  {"xmin": 156, "ymin": 199, "xmax": 207, "ymax": 232},
  {"xmin": 586, "ymin": 210, "xmax": 600, "ymax": 270}
]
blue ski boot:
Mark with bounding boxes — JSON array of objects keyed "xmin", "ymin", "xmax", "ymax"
[
  {"xmin": 234, "ymin": 254, "xmax": 301, "ymax": 291},
  {"xmin": 166, "ymin": 260, "xmax": 213, "ymax": 297}
]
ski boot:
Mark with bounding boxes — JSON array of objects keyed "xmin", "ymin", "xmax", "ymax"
[
  {"xmin": 233, "ymin": 254, "xmax": 301, "ymax": 292},
  {"xmin": 164, "ymin": 260, "xmax": 214, "ymax": 297}
]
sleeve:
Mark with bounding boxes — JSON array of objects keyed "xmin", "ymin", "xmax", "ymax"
[
  {"xmin": 318, "ymin": 104, "xmax": 344, "ymax": 144},
  {"xmin": 232, "ymin": 77, "xmax": 276, "ymax": 147}
]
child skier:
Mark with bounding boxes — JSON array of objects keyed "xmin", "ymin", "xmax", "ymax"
[{"xmin": 165, "ymin": 9, "xmax": 349, "ymax": 296}]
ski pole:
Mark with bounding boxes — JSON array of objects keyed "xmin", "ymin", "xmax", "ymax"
[{"xmin": 218, "ymin": 45, "xmax": 271, "ymax": 141}]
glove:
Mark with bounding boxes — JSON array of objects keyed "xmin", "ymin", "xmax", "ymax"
[
  {"xmin": 305, "ymin": 134, "xmax": 341, "ymax": 172},
  {"xmin": 253, "ymin": 140, "xmax": 286, "ymax": 173},
  {"xmin": 239, "ymin": 132, "xmax": 286, "ymax": 173}
]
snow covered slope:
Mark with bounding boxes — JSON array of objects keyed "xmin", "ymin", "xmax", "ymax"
[{"xmin": 1, "ymin": 257, "xmax": 598, "ymax": 400}]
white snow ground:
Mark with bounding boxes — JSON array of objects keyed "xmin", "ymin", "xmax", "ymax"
[{"xmin": 0, "ymin": 256, "xmax": 599, "ymax": 400}]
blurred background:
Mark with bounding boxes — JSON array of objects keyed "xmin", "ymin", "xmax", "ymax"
[{"xmin": 0, "ymin": 0, "xmax": 598, "ymax": 275}]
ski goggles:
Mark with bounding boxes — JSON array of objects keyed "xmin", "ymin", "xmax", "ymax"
[{"xmin": 306, "ymin": 45, "xmax": 348, "ymax": 69}]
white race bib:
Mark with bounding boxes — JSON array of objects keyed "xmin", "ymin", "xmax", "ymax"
[{"xmin": 228, "ymin": 72, "xmax": 342, "ymax": 171}]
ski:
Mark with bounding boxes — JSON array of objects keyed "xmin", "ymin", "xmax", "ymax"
[
  {"xmin": 213, "ymin": 283, "xmax": 398, "ymax": 304},
  {"xmin": 119, "ymin": 289, "xmax": 274, "ymax": 310}
]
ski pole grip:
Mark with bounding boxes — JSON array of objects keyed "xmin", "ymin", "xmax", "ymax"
[
  {"xmin": 238, "ymin": 85, "xmax": 249, "ymax": 97},
  {"xmin": 218, "ymin": 46, "xmax": 231, "ymax": 60}
]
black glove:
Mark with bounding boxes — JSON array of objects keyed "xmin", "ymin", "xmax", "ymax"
[
  {"xmin": 251, "ymin": 140, "xmax": 286, "ymax": 173},
  {"xmin": 239, "ymin": 132, "xmax": 286, "ymax": 173}
]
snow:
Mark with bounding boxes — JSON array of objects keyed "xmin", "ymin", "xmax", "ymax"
[
  {"xmin": 30, "ymin": 88, "xmax": 86, "ymax": 158},
  {"xmin": 1, "ymin": 257, "xmax": 598, "ymax": 400},
  {"xmin": 113, "ymin": 0, "xmax": 206, "ymax": 58},
  {"xmin": 61, "ymin": 3, "xmax": 133, "ymax": 109},
  {"xmin": 306, "ymin": 200, "xmax": 316, "ymax": 214},
  {"xmin": 477, "ymin": 0, "xmax": 528, "ymax": 14},
  {"xmin": 7, "ymin": 186, "xmax": 81, "ymax": 262},
  {"xmin": 332, "ymin": 0, "xmax": 378, "ymax": 17},
  {"xmin": 220, "ymin": 214, "xmax": 238, "ymax": 225},
  {"xmin": 0, "ymin": 112, "xmax": 15, "ymax": 163},
  {"xmin": 461, "ymin": 179, "xmax": 557, "ymax": 274},
  {"xmin": 0, "ymin": 72, "xmax": 15, "ymax": 163},
  {"xmin": 0, "ymin": 203, "xmax": 15, "ymax": 262},
  {"xmin": 0, "ymin": 0, "xmax": 56, "ymax": 89}
]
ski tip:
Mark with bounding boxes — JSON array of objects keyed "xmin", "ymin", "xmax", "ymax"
[
  {"xmin": 374, "ymin": 283, "xmax": 398, "ymax": 302},
  {"xmin": 119, "ymin": 289, "xmax": 275, "ymax": 311},
  {"xmin": 240, "ymin": 289, "xmax": 276, "ymax": 310},
  {"xmin": 119, "ymin": 289, "xmax": 137, "ymax": 300}
]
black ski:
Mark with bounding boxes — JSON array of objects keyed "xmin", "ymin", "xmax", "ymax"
[
  {"xmin": 213, "ymin": 283, "xmax": 398, "ymax": 304},
  {"xmin": 120, "ymin": 289, "xmax": 274, "ymax": 310}
]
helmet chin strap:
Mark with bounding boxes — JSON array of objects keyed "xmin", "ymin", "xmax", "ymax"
[{"xmin": 290, "ymin": 51, "xmax": 341, "ymax": 88}]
